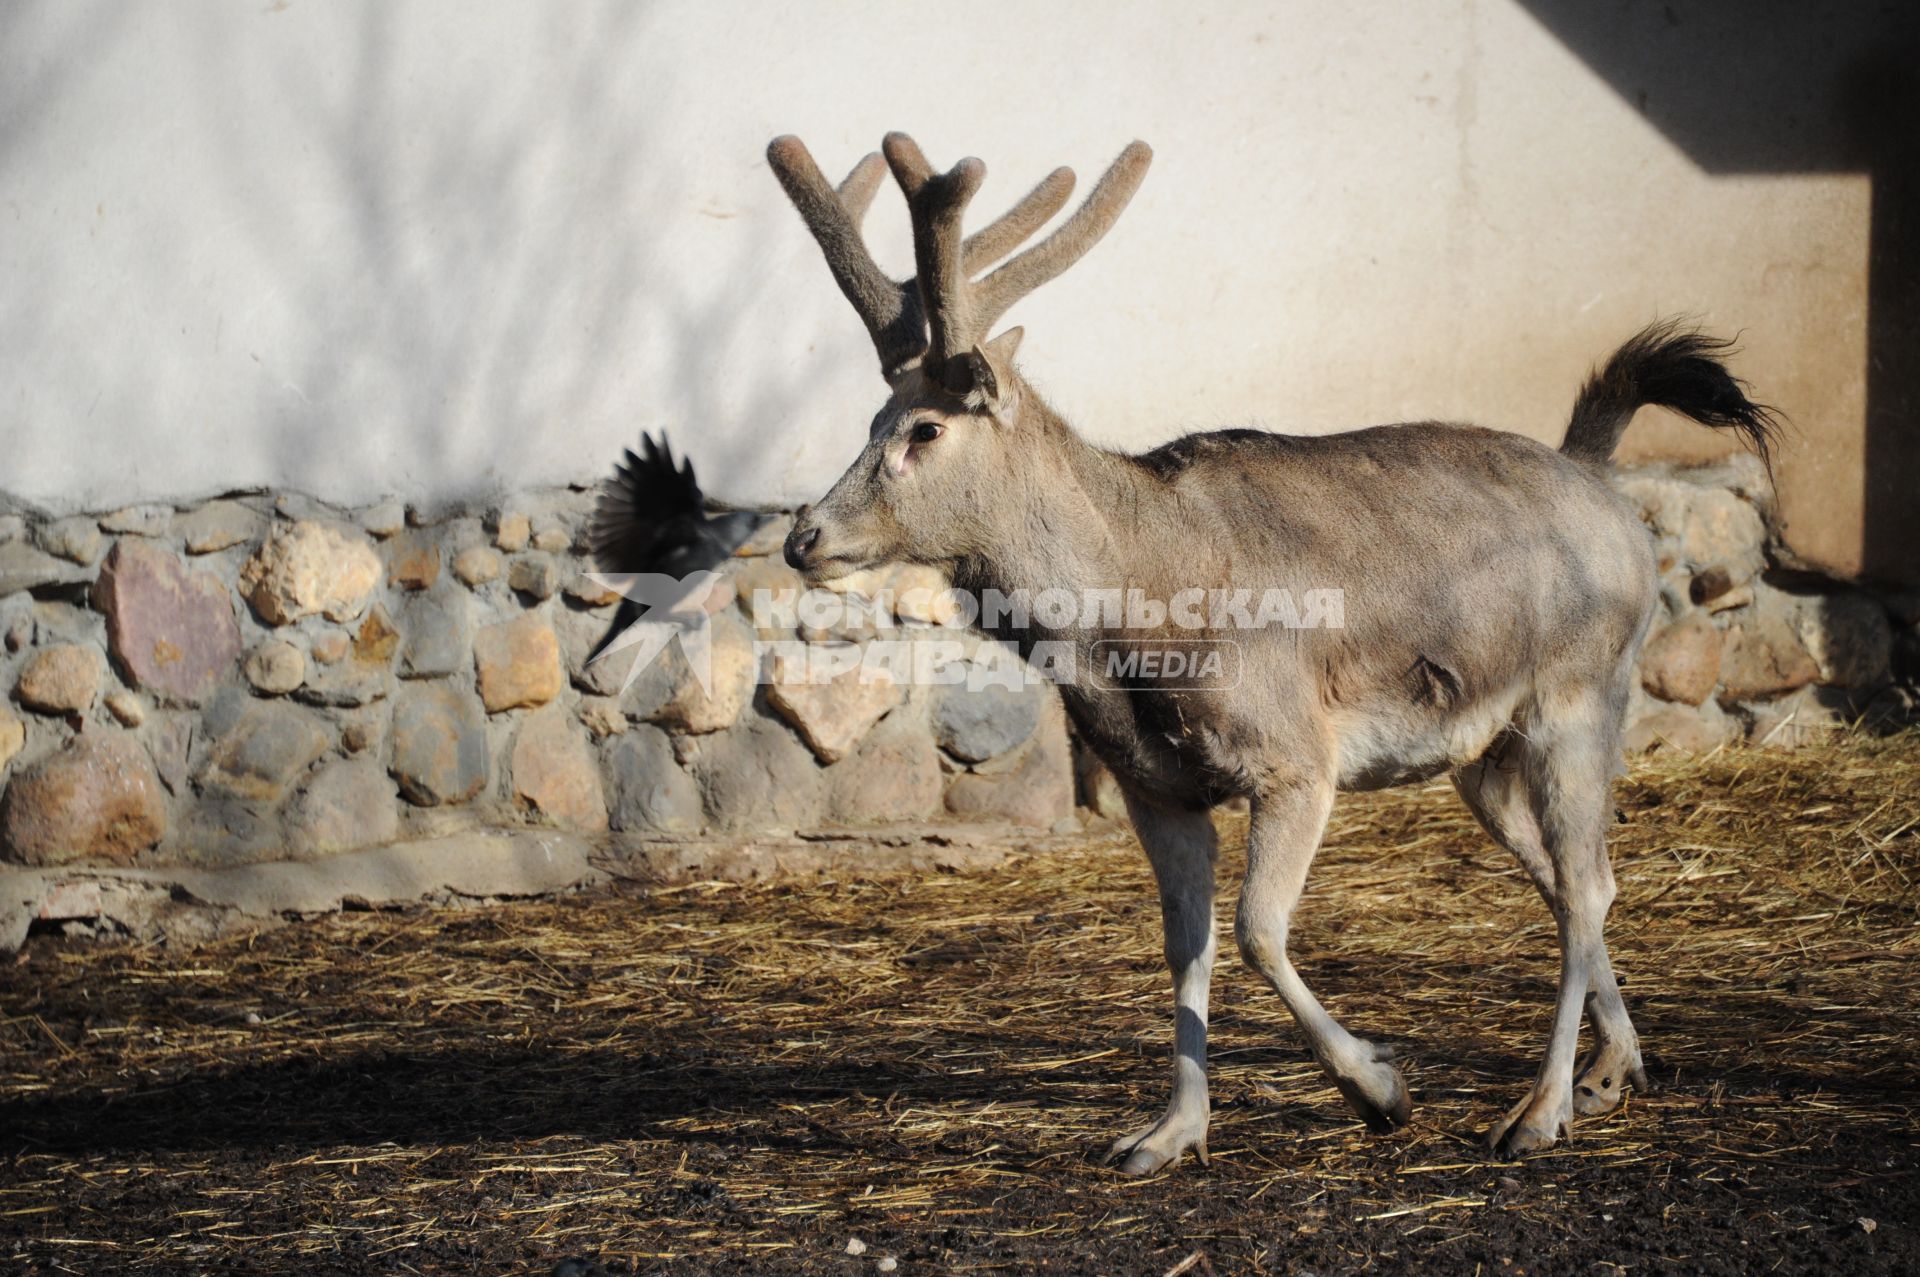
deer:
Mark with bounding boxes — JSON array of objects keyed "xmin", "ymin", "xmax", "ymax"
[{"xmin": 765, "ymin": 131, "xmax": 1778, "ymax": 1174}]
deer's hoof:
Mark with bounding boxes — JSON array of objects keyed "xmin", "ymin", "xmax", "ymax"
[
  {"xmin": 1332, "ymin": 1050, "xmax": 1411, "ymax": 1133},
  {"xmin": 1489, "ymin": 1088, "xmax": 1571, "ymax": 1158},
  {"xmin": 1105, "ymin": 1109, "xmax": 1210, "ymax": 1176},
  {"xmin": 1573, "ymin": 1040, "xmax": 1648, "ymax": 1116}
]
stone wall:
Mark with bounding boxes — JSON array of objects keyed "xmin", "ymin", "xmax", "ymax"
[
  {"xmin": 0, "ymin": 490, "xmax": 1074, "ymax": 875},
  {"xmin": 1616, "ymin": 456, "xmax": 1916, "ymax": 752},
  {"xmin": 0, "ymin": 460, "xmax": 1912, "ymax": 877}
]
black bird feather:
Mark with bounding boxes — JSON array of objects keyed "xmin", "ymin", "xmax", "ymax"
[{"xmin": 585, "ymin": 433, "xmax": 765, "ymax": 660}]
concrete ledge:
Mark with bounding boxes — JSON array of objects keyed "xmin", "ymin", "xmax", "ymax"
[
  {"xmin": 597, "ymin": 822, "xmax": 1029, "ymax": 887},
  {"xmin": 0, "ymin": 828, "xmax": 601, "ymax": 950},
  {"xmin": 0, "ymin": 820, "xmax": 1074, "ymax": 951}
]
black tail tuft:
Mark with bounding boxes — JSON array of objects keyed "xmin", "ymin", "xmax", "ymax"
[{"xmin": 1561, "ymin": 319, "xmax": 1783, "ymax": 475}]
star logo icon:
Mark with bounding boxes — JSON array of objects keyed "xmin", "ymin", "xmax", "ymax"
[{"xmin": 584, "ymin": 571, "xmax": 723, "ymax": 696}]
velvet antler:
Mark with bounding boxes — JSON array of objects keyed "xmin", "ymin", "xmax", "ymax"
[
  {"xmin": 769, "ymin": 133, "xmax": 1149, "ymax": 386},
  {"xmin": 766, "ymin": 137, "xmax": 925, "ymax": 381},
  {"xmin": 881, "ymin": 133, "xmax": 1152, "ymax": 379}
]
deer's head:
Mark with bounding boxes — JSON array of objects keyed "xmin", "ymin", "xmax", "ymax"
[{"xmin": 767, "ymin": 133, "xmax": 1151, "ymax": 582}]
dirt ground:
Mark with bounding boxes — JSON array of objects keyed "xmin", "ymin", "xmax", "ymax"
[{"xmin": 3, "ymin": 735, "xmax": 1916, "ymax": 1275}]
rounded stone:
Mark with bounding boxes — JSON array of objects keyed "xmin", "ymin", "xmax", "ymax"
[
  {"xmin": 1796, "ymin": 592, "xmax": 1894, "ymax": 689},
  {"xmin": 565, "ymin": 572, "xmax": 622, "ymax": 608},
  {"xmin": 507, "ymin": 553, "xmax": 559, "ymax": 601},
  {"xmin": 176, "ymin": 500, "xmax": 265, "ymax": 555},
  {"xmin": 473, "ymin": 614, "xmax": 564, "ymax": 713},
  {"xmin": 943, "ymin": 704, "xmax": 1074, "ymax": 827},
  {"xmin": 100, "ymin": 504, "xmax": 175, "ymax": 536},
  {"xmin": 1624, "ymin": 699, "xmax": 1739, "ymax": 754},
  {"xmin": 681, "ymin": 712, "xmax": 823, "ymax": 833},
  {"xmin": 1719, "ymin": 613, "xmax": 1819, "ymax": 702},
  {"xmin": 933, "ymin": 679, "xmax": 1043, "ymax": 763},
  {"xmin": 0, "ymin": 708, "xmax": 24, "ymax": 772},
  {"xmin": 37, "ymin": 516, "xmax": 105, "ymax": 566},
  {"xmin": 95, "ymin": 539, "xmax": 242, "ymax": 705},
  {"xmin": 387, "ymin": 531, "xmax": 441, "ymax": 591},
  {"xmin": 0, "ymin": 542, "xmax": 89, "ymax": 596},
  {"xmin": 606, "ymin": 723, "xmax": 702, "ymax": 834},
  {"xmin": 577, "ymin": 700, "xmax": 628, "ymax": 740},
  {"xmin": 289, "ymin": 759, "xmax": 401, "ymax": 856},
  {"xmin": 1073, "ymin": 742, "xmax": 1129, "ymax": 820},
  {"xmin": 198, "ymin": 700, "xmax": 333, "ymax": 802},
  {"xmin": 888, "ymin": 564, "xmax": 964, "ymax": 625},
  {"xmin": 511, "ymin": 708, "xmax": 608, "ymax": 831},
  {"xmin": 765, "ymin": 645, "xmax": 901, "ymax": 763},
  {"xmin": 1678, "ymin": 488, "xmax": 1766, "ymax": 583},
  {"xmin": 625, "ymin": 611, "xmax": 756, "ymax": 735},
  {"xmin": 360, "ymin": 500, "xmax": 407, "ymax": 539},
  {"xmin": 452, "ymin": 545, "xmax": 501, "ymax": 587},
  {"xmin": 0, "ymin": 732, "xmax": 167, "ymax": 866},
  {"xmin": 16, "ymin": 643, "xmax": 102, "ymax": 715},
  {"xmin": 1638, "ymin": 613, "xmax": 1722, "ymax": 706},
  {"xmin": 104, "ymin": 690, "xmax": 146, "ymax": 727},
  {"xmin": 824, "ymin": 707, "xmax": 943, "ymax": 824},
  {"xmin": 244, "ymin": 640, "xmax": 307, "ymax": 695},
  {"xmin": 310, "ymin": 631, "xmax": 351, "ymax": 665},
  {"xmin": 390, "ymin": 683, "xmax": 489, "ymax": 806},
  {"xmin": 493, "ymin": 512, "xmax": 532, "ymax": 553},
  {"xmin": 732, "ymin": 558, "xmax": 807, "ymax": 635},
  {"xmin": 397, "ymin": 587, "xmax": 472, "ymax": 680},
  {"xmin": 238, "ymin": 520, "xmax": 383, "ymax": 625}
]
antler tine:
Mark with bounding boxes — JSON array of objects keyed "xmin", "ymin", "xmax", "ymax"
[
  {"xmin": 962, "ymin": 167, "xmax": 1075, "ymax": 275},
  {"xmin": 971, "ymin": 140, "xmax": 1153, "ymax": 340},
  {"xmin": 836, "ymin": 150, "xmax": 888, "ymax": 224},
  {"xmin": 884, "ymin": 132, "xmax": 986, "ymax": 371},
  {"xmin": 773, "ymin": 132, "xmax": 1150, "ymax": 384},
  {"xmin": 766, "ymin": 135, "xmax": 925, "ymax": 378},
  {"xmin": 879, "ymin": 131, "xmax": 934, "ymax": 197}
]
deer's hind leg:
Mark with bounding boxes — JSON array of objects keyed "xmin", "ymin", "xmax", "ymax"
[
  {"xmin": 1476, "ymin": 683, "xmax": 1638, "ymax": 1156},
  {"xmin": 1455, "ymin": 739, "xmax": 1647, "ymax": 1120}
]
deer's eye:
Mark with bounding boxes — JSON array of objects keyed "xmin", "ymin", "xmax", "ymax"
[{"xmin": 910, "ymin": 421, "xmax": 943, "ymax": 445}]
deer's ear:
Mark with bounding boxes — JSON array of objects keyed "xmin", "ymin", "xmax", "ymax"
[
  {"xmin": 982, "ymin": 326, "xmax": 1023, "ymax": 369},
  {"xmin": 946, "ymin": 328, "xmax": 1023, "ymax": 413}
]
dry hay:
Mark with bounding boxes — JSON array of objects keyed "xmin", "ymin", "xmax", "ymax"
[{"xmin": 3, "ymin": 733, "xmax": 1917, "ymax": 1275}]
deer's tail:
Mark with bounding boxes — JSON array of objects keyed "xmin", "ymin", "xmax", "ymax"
[{"xmin": 1560, "ymin": 319, "xmax": 1781, "ymax": 472}]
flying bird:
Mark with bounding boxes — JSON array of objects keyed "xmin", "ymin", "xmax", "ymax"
[
  {"xmin": 590, "ymin": 433, "xmax": 765, "ymax": 579},
  {"xmin": 585, "ymin": 433, "xmax": 766, "ymax": 659}
]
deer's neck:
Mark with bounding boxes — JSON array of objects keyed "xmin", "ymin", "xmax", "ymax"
[{"xmin": 952, "ymin": 389, "xmax": 1166, "ymax": 623}]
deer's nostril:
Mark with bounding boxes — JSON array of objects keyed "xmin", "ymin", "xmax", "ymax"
[{"xmin": 785, "ymin": 525, "xmax": 822, "ymax": 570}]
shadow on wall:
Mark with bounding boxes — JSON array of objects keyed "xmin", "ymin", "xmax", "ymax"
[
  {"xmin": 0, "ymin": 3, "xmax": 803, "ymax": 512},
  {"xmin": 197, "ymin": 3, "xmax": 810, "ymax": 508},
  {"xmin": 1518, "ymin": 0, "xmax": 1919, "ymax": 587}
]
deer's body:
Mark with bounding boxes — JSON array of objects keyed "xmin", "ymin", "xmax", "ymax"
[
  {"xmin": 764, "ymin": 131, "xmax": 1777, "ymax": 1173},
  {"xmin": 952, "ymin": 411, "xmax": 1656, "ymax": 810}
]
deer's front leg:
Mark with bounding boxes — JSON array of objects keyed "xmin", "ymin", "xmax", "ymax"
[{"xmin": 1107, "ymin": 793, "xmax": 1218, "ymax": 1176}]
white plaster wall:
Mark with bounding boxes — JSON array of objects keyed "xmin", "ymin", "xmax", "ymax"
[{"xmin": 0, "ymin": 1, "xmax": 1867, "ymax": 523}]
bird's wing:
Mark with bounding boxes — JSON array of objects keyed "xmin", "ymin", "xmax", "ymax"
[{"xmin": 588, "ymin": 431, "xmax": 710, "ymax": 574}]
